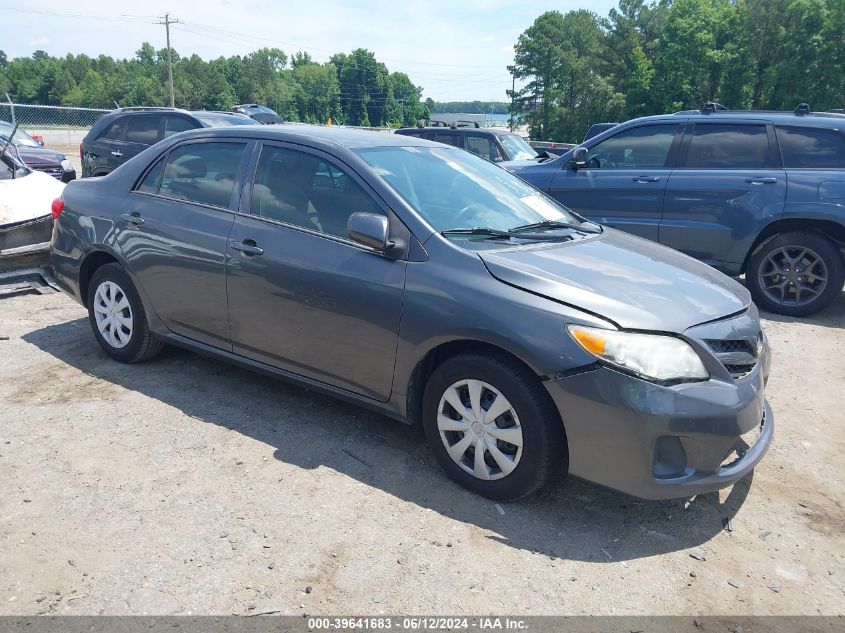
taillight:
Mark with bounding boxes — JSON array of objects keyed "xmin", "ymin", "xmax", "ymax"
[{"xmin": 51, "ymin": 198, "xmax": 65, "ymax": 219}]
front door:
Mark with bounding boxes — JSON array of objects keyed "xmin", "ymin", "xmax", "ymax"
[
  {"xmin": 117, "ymin": 139, "xmax": 250, "ymax": 348},
  {"xmin": 226, "ymin": 143, "xmax": 406, "ymax": 401},
  {"xmin": 547, "ymin": 123, "xmax": 682, "ymax": 241},
  {"xmin": 661, "ymin": 122, "xmax": 786, "ymax": 267}
]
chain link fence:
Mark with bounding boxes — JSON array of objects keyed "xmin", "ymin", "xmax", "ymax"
[{"xmin": 1, "ymin": 99, "xmax": 110, "ymax": 172}]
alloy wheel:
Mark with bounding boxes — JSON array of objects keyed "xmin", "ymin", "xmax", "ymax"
[{"xmin": 758, "ymin": 245, "xmax": 828, "ymax": 307}]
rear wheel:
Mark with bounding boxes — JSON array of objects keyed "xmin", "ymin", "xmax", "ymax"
[
  {"xmin": 422, "ymin": 352, "xmax": 567, "ymax": 500},
  {"xmin": 87, "ymin": 263, "xmax": 163, "ymax": 363},
  {"xmin": 747, "ymin": 231, "xmax": 844, "ymax": 316}
]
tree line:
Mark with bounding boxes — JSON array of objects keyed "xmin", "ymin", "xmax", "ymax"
[
  {"xmin": 0, "ymin": 45, "xmax": 430, "ymax": 127},
  {"xmin": 511, "ymin": 0, "xmax": 845, "ymax": 141}
]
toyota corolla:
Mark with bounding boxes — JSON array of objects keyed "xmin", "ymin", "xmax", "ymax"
[{"xmin": 49, "ymin": 125, "xmax": 773, "ymax": 500}]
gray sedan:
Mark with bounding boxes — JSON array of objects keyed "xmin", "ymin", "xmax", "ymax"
[{"xmin": 49, "ymin": 125, "xmax": 772, "ymax": 500}]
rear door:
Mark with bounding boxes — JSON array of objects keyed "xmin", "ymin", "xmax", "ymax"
[
  {"xmin": 661, "ymin": 121, "xmax": 786, "ymax": 268},
  {"xmin": 117, "ymin": 139, "xmax": 250, "ymax": 348},
  {"xmin": 546, "ymin": 123, "xmax": 682, "ymax": 241},
  {"xmin": 225, "ymin": 142, "xmax": 406, "ymax": 401},
  {"xmin": 84, "ymin": 118, "xmax": 127, "ymax": 176},
  {"xmin": 111, "ymin": 115, "xmax": 164, "ymax": 170}
]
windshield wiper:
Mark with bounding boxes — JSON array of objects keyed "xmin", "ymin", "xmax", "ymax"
[
  {"xmin": 510, "ymin": 219, "xmax": 602, "ymax": 234},
  {"xmin": 441, "ymin": 227, "xmax": 574, "ymax": 241}
]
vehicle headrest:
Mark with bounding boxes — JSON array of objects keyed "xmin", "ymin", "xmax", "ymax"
[{"xmin": 170, "ymin": 156, "xmax": 207, "ymax": 179}]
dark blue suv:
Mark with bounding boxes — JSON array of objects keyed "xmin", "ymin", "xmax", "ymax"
[{"xmin": 508, "ymin": 106, "xmax": 845, "ymax": 316}]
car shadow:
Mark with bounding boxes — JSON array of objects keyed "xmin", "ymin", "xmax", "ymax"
[{"xmin": 23, "ymin": 318, "xmax": 754, "ymax": 563}]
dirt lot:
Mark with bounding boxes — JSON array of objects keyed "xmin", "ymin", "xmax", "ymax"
[{"xmin": 0, "ymin": 290, "xmax": 843, "ymax": 616}]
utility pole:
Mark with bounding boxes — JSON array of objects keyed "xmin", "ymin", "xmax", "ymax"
[
  {"xmin": 158, "ymin": 13, "xmax": 180, "ymax": 107},
  {"xmin": 507, "ymin": 66, "xmax": 515, "ymax": 131}
]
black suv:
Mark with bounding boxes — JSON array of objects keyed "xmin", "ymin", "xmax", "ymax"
[
  {"xmin": 81, "ymin": 108, "xmax": 259, "ymax": 177},
  {"xmin": 394, "ymin": 124, "xmax": 539, "ymax": 163}
]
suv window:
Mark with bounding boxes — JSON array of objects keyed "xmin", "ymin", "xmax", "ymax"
[
  {"xmin": 250, "ymin": 145, "xmax": 383, "ymax": 238},
  {"xmin": 156, "ymin": 142, "xmax": 246, "ymax": 208},
  {"xmin": 685, "ymin": 124, "xmax": 770, "ymax": 169},
  {"xmin": 776, "ymin": 126, "xmax": 845, "ymax": 169},
  {"xmin": 466, "ymin": 134, "xmax": 503, "ymax": 162},
  {"xmin": 164, "ymin": 116, "xmax": 196, "ymax": 138},
  {"xmin": 431, "ymin": 132, "xmax": 460, "ymax": 148},
  {"xmin": 99, "ymin": 119, "xmax": 126, "ymax": 141},
  {"xmin": 587, "ymin": 124, "xmax": 678, "ymax": 169},
  {"xmin": 125, "ymin": 116, "xmax": 162, "ymax": 145}
]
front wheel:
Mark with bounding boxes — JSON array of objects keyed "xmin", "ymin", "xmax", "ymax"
[
  {"xmin": 422, "ymin": 353, "xmax": 567, "ymax": 500},
  {"xmin": 87, "ymin": 263, "xmax": 163, "ymax": 363},
  {"xmin": 746, "ymin": 231, "xmax": 844, "ymax": 317}
]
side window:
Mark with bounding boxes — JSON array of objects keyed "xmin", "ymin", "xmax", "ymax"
[
  {"xmin": 466, "ymin": 135, "xmax": 503, "ymax": 161},
  {"xmin": 125, "ymin": 116, "xmax": 162, "ymax": 145},
  {"xmin": 163, "ymin": 116, "xmax": 196, "ymax": 138},
  {"xmin": 250, "ymin": 145, "xmax": 384, "ymax": 239},
  {"xmin": 685, "ymin": 124, "xmax": 770, "ymax": 169},
  {"xmin": 587, "ymin": 124, "xmax": 678, "ymax": 169},
  {"xmin": 99, "ymin": 119, "xmax": 126, "ymax": 141},
  {"xmin": 135, "ymin": 156, "xmax": 166, "ymax": 194},
  {"xmin": 158, "ymin": 142, "xmax": 246, "ymax": 208},
  {"xmin": 776, "ymin": 126, "xmax": 845, "ymax": 168},
  {"xmin": 432, "ymin": 132, "xmax": 460, "ymax": 147}
]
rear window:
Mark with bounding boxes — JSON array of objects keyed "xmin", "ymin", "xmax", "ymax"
[
  {"xmin": 99, "ymin": 119, "xmax": 126, "ymax": 141},
  {"xmin": 156, "ymin": 142, "xmax": 247, "ymax": 208},
  {"xmin": 685, "ymin": 124, "xmax": 770, "ymax": 169},
  {"xmin": 193, "ymin": 112, "xmax": 260, "ymax": 127},
  {"xmin": 776, "ymin": 125, "xmax": 845, "ymax": 169},
  {"xmin": 125, "ymin": 116, "xmax": 162, "ymax": 145}
]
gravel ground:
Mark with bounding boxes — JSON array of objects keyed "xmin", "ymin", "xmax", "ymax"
[{"xmin": 0, "ymin": 290, "xmax": 843, "ymax": 616}]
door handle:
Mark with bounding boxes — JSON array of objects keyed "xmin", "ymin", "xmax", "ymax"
[
  {"xmin": 746, "ymin": 177, "xmax": 778, "ymax": 185},
  {"xmin": 230, "ymin": 240, "xmax": 264, "ymax": 256},
  {"xmin": 633, "ymin": 176, "xmax": 661, "ymax": 183},
  {"xmin": 111, "ymin": 150, "xmax": 123, "ymax": 157},
  {"xmin": 120, "ymin": 212, "xmax": 144, "ymax": 226}
]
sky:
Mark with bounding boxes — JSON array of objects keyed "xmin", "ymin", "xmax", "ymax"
[{"xmin": 0, "ymin": 0, "xmax": 619, "ymax": 102}]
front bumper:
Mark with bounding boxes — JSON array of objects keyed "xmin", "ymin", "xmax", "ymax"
[{"xmin": 544, "ymin": 364, "xmax": 773, "ymax": 500}]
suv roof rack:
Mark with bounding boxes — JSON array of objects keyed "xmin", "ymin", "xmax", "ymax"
[
  {"xmin": 673, "ymin": 101, "xmax": 845, "ymax": 119},
  {"xmin": 452, "ymin": 120, "xmax": 481, "ymax": 129},
  {"xmin": 114, "ymin": 106, "xmax": 187, "ymax": 113}
]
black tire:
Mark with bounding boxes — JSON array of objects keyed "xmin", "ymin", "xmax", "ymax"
[
  {"xmin": 86, "ymin": 263, "xmax": 163, "ymax": 363},
  {"xmin": 746, "ymin": 231, "xmax": 844, "ymax": 317},
  {"xmin": 422, "ymin": 352, "xmax": 567, "ymax": 500}
]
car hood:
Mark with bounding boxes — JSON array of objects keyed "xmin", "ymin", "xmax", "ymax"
[
  {"xmin": 16, "ymin": 145, "xmax": 66, "ymax": 165},
  {"xmin": 479, "ymin": 228, "xmax": 751, "ymax": 333}
]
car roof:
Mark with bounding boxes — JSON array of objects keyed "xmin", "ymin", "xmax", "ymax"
[
  {"xmin": 634, "ymin": 112, "xmax": 845, "ymax": 129},
  {"xmin": 171, "ymin": 124, "xmax": 447, "ymax": 150},
  {"xmin": 395, "ymin": 126, "xmax": 512, "ymax": 136}
]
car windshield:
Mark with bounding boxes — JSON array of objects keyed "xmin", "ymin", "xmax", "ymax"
[
  {"xmin": 498, "ymin": 133, "xmax": 537, "ymax": 160},
  {"xmin": 193, "ymin": 113, "xmax": 260, "ymax": 127},
  {"xmin": 355, "ymin": 146, "xmax": 582, "ymax": 233},
  {"xmin": 0, "ymin": 122, "xmax": 41, "ymax": 147}
]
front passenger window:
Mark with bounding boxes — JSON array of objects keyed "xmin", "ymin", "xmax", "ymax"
[
  {"xmin": 587, "ymin": 124, "xmax": 678, "ymax": 169},
  {"xmin": 250, "ymin": 145, "xmax": 384, "ymax": 239}
]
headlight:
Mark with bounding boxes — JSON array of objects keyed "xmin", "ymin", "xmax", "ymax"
[
  {"xmin": 567, "ymin": 325, "xmax": 709, "ymax": 382},
  {"xmin": 60, "ymin": 159, "xmax": 73, "ymax": 172}
]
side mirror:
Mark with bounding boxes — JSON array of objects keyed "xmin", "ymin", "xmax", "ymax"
[
  {"xmin": 347, "ymin": 212, "xmax": 392, "ymax": 252},
  {"xmin": 570, "ymin": 147, "xmax": 588, "ymax": 169}
]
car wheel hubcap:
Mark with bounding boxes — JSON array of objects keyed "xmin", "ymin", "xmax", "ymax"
[
  {"xmin": 93, "ymin": 280, "xmax": 133, "ymax": 349},
  {"xmin": 759, "ymin": 245, "xmax": 828, "ymax": 307},
  {"xmin": 437, "ymin": 379, "xmax": 523, "ymax": 481}
]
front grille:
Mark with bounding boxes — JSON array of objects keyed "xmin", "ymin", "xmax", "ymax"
[
  {"xmin": 705, "ymin": 337, "xmax": 759, "ymax": 380},
  {"xmin": 31, "ymin": 165, "xmax": 64, "ymax": 180}
]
